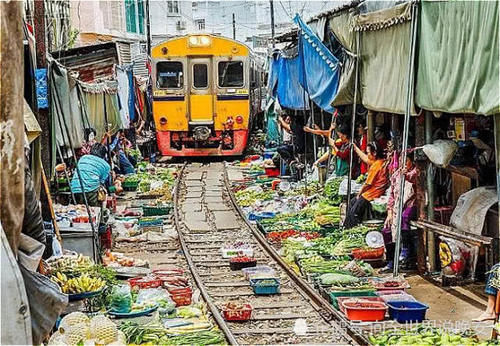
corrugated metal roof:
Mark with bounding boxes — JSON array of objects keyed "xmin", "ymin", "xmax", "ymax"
[{"xmin": 52, "ymin": 42, "xmax": 119, "ymax": 82}]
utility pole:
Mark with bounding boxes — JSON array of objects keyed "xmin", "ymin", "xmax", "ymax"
[
  {"xmin": 269, "ymin": 0, "xmax": 275, "ymax": 48},
  {"xmin": 232, "ymin": 13, "xmax": 236, "ymax": 40},
  {"xmin": 34, "ymin": 0, "xmax": 51, "ymax": 177},
  {"xmin": 146, "ymin": 0, "xmax": 152, "ymax": 56}
]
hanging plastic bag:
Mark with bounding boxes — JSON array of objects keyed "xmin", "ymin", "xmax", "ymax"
[
  {"xmin": 422, "ymin": 140, "xmax": 458, "ymax": 167},
  {"xmin": 109, "ymin": 285, "xmax": 132, "ymax": 313}
]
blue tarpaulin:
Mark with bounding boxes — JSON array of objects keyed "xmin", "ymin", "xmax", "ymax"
[
  {"xmin": 294, "ymin": 15, "xmax": 340, "ymax": 114},
  {"xmin": 275, "ymin": 55, "xmax": 310, "ymax": 110},
  {"xmin": 35, "ymin": 68, "xmax": 48, "ymax": 109}
]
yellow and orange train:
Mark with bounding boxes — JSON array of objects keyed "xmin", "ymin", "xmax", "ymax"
[{"xmin": 152, "ymin": 34, "xmax": 264, "ymax": 156}]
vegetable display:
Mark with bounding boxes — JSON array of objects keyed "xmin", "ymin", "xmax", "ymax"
[
  {"xmin": 51, "ymin": 273, "xmax": 106, "ymax": 294},
  {"xmin": 324, "ymin": 177, "xmax": 343, "ymax": 205},
  {"xmin": 368, "ymin": 327, "xmax": 486, "ymax": 346}
]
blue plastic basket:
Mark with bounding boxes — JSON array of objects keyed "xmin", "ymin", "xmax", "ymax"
[
  {"xmin": 248, "ymin": 212, "xmax": 276, "ymax": 221},
  {"xmin": 387, "ymin": 300, "xmax": 429, "ymax": 323},
  {"xmin": 250, "ymin": 278, "xmax": 280, "ymax": 295}
]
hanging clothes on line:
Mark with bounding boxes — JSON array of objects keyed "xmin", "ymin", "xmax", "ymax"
[{"xmin": 115, "ymin": 65, "xmax": 135, "ymax": 128}]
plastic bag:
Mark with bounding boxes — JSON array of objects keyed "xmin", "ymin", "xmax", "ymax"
[
  {"xmin": 422, "ymin": 140, "xmax": 458, "ymax": 167},
  {"xmin": 109, "ymin": 285, "xmax": 132, "ymax": 313},
  {"xmin": 136, "ymin": 288, "xmax": 170, "ymax": 305},
  {"xmin": 439, "ymin": 236, "xmax": 479, "ymax": 280}
]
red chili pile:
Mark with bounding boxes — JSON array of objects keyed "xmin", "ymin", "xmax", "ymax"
[{"xmin": 266, "ymin": 230, "xmax": 321, "ymax": 243}]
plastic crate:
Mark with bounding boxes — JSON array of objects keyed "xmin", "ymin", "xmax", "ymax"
[
  {"xmin": 123, "ymin": 181, "xmax": 139, "ymax": 191},
  {"xmin": 242, "ymin": 266, "xmax": 275, "ymax": 280},
  {"xmin": 143, "ymin": 205, "xmax": 172, "ymax": 216},
  {"xmin": 329, "ymin": 290, "xmax": 377, "ymax": 310},
  {"xmin": 387, "ymin": 301, "xmax": 429, "ymax": 323},
  {"xmin": 376, "ymin": 290, "xmax": 417, "ymax": 303},
  {"xmin": 351, "ymin": 247, "xmax": 385, "ymax": 260},
  {"xmin": 128, "ymin": 276, "xmax": 163, "ymax": 290},
  {"xmin": 139, "ymin": 225, "xmax": 163, "ymax": 233},
  {"xmin": 337, "ymin": 297, "xmax": 385, "ymax": 314},
  {"xmin": 341, "ymin": 299, "xmax": 387, "ymax": 322},
  {"xmin": 138, "ymin": 218, "xmax": 163, "ymax": 226},
  {"xmin": 264, "ymin": 167, "xmax": 280, "ymax": 177},
  {"xmin": 222, "ymin": 303, "xmax": 253, "ymax": 321},
  {"xmin": 229, "ymin": 257, "xmax": 257, "ymax": 271},
  {"xmin": 170, "ymin": 288, "xmax": 193, "ymax": 307},
  {"xmin": 250, "ymin": 278, "xmax": 280, "ymax": 295},
  {"xmin": 221, "ymin": 247, "xmax": 254, "ymax": 259}
]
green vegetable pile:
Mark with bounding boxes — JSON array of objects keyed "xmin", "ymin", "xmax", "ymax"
[
  {"xmin": 324, "ymin": 177, "xmax": 344, "ymax": 205},
  {"xmin": 319, "ymin": 272, "xmax": 360, "ymax": 286},
  {"xmin": 368, "ymin": 326, "xmax": 495, "ymax": 346},
  {"xmin": 119, "ymin": 322, "xmax": 225, "ymax": 345},
  {"xmin": 235, "ymin": 189, "xmax": 275, "ymax": 207}
]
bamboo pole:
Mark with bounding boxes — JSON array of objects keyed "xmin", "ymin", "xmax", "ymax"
[
  {"xmin": 393, "ymin": 3, "xmax": 418, "ymax": 277},
  {"xmin": 41, "ymin": 165, "xmax": 62, "ymax": 243}
]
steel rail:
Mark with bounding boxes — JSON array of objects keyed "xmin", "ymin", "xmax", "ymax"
[
  {"xmin": 172, "ymin": 162, "xmax": 239, "ymax": 346},
  {"xmin": 223, "ymin": 164, "xmax": 369, "ymax": 346}
]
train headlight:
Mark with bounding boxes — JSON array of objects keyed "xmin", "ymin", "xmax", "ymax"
[
  {"xmin": 235, "ymin": 115, "xmax": 244, "ymax": 124},
  {"xmin": 160, "ymin": 117, "xmax": 167, "ymax": 125},
  {"xmin": 188, "ymin": 35, "xmax": 211, "ymax": 47}
]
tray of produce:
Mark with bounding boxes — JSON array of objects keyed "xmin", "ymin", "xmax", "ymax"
[
  {"xmin": 108, "ymin": 304, "xmax": 158, "ymax": 318},
  {"xmin": 341, "ymin": 299, "xmax": 387, "ymax": 322},
  {"xmin": 351, "ymin": 247, "xmax": 385, "ymax": 260},
  {"xmin": 375, "ymin": 290, "xmax": 417, "ymax": 303},
  {"xmin": 242, "ymin": 265, "xmax": 276, "ymax": 280},
  {"xmin": 250, "ymin": 278, "xmax": 280, "ymax": 295},
  {"xmin": 51, "ymin": 273, "xmax": 106, "ymax": 298},
  {"xmin": 329, "ymin": 289, "xmax": 378, "ymax": 310},
  {"xmin": 128, "ymin": 276, "xmax": 163, "ymax": 290},
  {"xmin": 68, "ymin": 288, "xmax": 105, "ymax": 301},
  {"xmin": 222, "ymin": 302, "xmax": 253, "ymax": 321},
  {"xmin": 337, "ymin": 296, "xmax": 385, "ymax": 314},
  {"xmin": 369, "ymin": 277, "xmax": 410, "ymax": 291},
  {"xmin": 169, "ymin": 287, "xmax": 193, "ymax": 306},
  {"xmin": 221, "ymin": 242, "xmax": 253, "ymax": 258},
  {"xmin": 143, "ymin": 205, "xmax": 172, "ymax": 216},
  {"xmin": 229, "ymin": 256, "xmax": 257, "ymax": 270}
]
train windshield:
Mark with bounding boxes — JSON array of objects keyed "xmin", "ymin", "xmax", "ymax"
[
  {"xmin": 193, "ymin": 64, "xmax": 208, "ymax": 88},
  {"xmin": 157, "ymin": 62, "xmax": 183, "ymax": 89},
  {"xmin": 218, "ymin": 61, "xmax": 243, "ymax": 88}
]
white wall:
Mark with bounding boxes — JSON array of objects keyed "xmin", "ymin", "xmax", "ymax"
[{"xmin": 150, "ymin": 0, "xmax": 195, "ymax": 44}]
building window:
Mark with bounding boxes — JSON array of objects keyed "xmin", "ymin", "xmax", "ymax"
[
  {"xmin": 195, "ymin": 19, "xmax": 205, "ymax": 30},
  {"xmin": 125, "ymin": 0, "xmax": 137, "ymax": 33},
  {"xmin": 157, "ymin": 62, "xmax": 183, "ymax": 89},
  {"xmin": 168, "ymin": 0, "xmax": 179, "ymax": 14},
  {"xmin": 137, "ymin": 0, "xmax": 145, "ymax": 34},
  {"xmin": 218, "ymin": 61, "xmax": 244, "ymax": 88}
]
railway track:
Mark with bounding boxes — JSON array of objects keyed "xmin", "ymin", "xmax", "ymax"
[{"xmin": 173, "ymin": 162, "xmax": 367, "ymax": 345}]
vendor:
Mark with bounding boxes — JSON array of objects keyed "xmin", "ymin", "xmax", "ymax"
[
  {"xmin": 380, "ymin": 152, "xmax": 419, "ymax": 273},
  {"xmin": 344, "ymin": 142, "xmax": 389, "ymax": 229},
  {"xmin": 277, "ymin": 113, "xmax": 305, "ymax": 164},
  {"xmin": 111, "ymin": 130, "xmax": 136, "ymax": 175},
  {"xmin": 356, "ymin": 123, "xmax": 368, "ymax": 176},
  {"xmin": 76, "ymin": 127, "xmax": 110, "ymax": 159},
  {"xmin": 312, "ymin": 122, "xmax": 350, "ymax": 177},
  {"xmin": 70, "ymin": 143, "xmax": 120, "ymax": 207},
  {"xmin": 473, "ymin": 263, "xmax": 499, "ymax": 322}
]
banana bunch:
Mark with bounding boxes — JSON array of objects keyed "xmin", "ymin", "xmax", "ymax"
[{"xmin": 51, "ymin": 273, "xmax": 106, "ymax": 294}]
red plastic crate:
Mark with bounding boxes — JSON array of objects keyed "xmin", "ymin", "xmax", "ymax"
[
  {"xmin": 153, "ymin": 268, "xmax": 185, "ymax": 276},
  {"xmin": 341, "ymin": 299, "xmax": 387, "ymax": 322},
  {"xmin": 128, "ymin": 276, "xmax": 163, "ymax": 290},
  {"xmin": 265, "ymin": 167, "xmax": 280, "ymax": 177},
  {"xmin": 171, "ymin": 292, "xmax": 192, "ymax": 306},
  {"xmin": 222, "ymin": 303, "xmax": 253, "ymax": 321},
  {"xmin": 351, "ymin": 247, "xmax": 385, "ymax": 260},
  {"xmin": 337, "ymin": 297, "xmax": 385, "ymax": 314},
  {"xmin": 167, "ymin": 287, "xmax": 192, "ymax": 295}
]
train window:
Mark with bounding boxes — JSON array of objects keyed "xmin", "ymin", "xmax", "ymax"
[
  {"xmin": 156, "ymin": 62, "xmax": 183, "ymax": 89},
  {"xmin": 218, "ymin": 61, "xmax": 244, "ymax": 88},
  {"xmin": 193, "ymin": 64, "xmax": 208, "ymax": 88}
]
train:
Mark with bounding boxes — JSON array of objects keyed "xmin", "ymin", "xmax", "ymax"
[{"xmin": 151, "ymin": 34, "xmax": 265, "ymax": 156}]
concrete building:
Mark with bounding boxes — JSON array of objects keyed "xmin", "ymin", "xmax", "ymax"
[
  {"xmin": 150, "ymin": 0, "xmax": 195, "ymax": 45},
  {"xmin": 69, "ymin": 0, "xmax": 148, "ymax": 77}
]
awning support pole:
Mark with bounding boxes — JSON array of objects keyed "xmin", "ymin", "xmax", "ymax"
[
  {"xmin": 425, "ymin": 110, "xmax": 437, "ymax": 272},
  {"xmin": 494, "ymin": 115, "xmax": 500, "ymax": 261},
  {"xmin": 393, "ymin": 2, "xmax": 418, "ymax": 277},
  {"xmin": 346, "ymin": 30, "xmax": 360, "ymax": 210}
]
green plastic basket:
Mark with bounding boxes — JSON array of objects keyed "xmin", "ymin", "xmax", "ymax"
[
  {"xmin": 123, "ymin": 180, "xmax": 139, "ymax": 191},
  {"xmin": 143, "ymin": 205, "xmax": 172, "ymax": 216}
]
